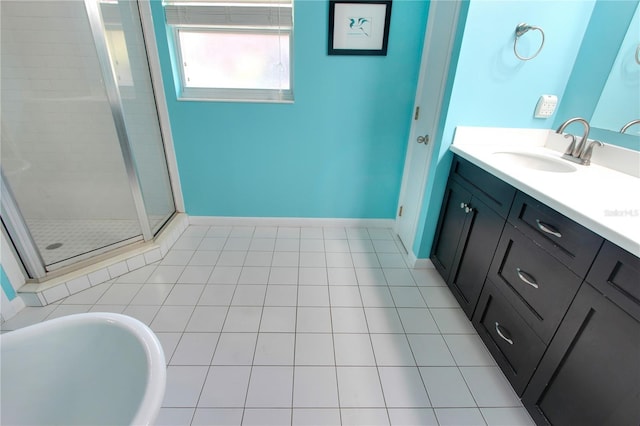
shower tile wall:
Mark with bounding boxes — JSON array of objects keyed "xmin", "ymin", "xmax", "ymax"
[{"xmin": 0, "ymin": 0, "xmax": 138, "ymax": 221}]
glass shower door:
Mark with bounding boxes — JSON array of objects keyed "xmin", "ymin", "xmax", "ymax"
[
  {"xmin": 1, "ymin": 0, "xmax": 143, "ymax": 269},
  {"xmin": 99, "ymin": 0, "xmax": 175, "ymax": 234},
  {"xmin": 0, "ymin": 0, "xmax": 175, "ymax": 271}
]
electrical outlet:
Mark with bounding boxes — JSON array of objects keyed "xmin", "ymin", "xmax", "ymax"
[{"xmin": 534, "ymin": 95, "xmax": 558, "ymax": 118}]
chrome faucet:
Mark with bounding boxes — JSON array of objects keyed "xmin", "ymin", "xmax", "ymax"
[
  {"xmin": 620, "ymin": 119, "xmax": 640, "ymax": 134},
  {"xmin": 555, "ymin": 117, "xmax": 601, "ymax": 165}
]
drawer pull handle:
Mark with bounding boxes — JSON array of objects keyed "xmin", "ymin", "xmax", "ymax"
[
  {"xmin": 516, "ymin": 268, "xmax": 539, "ymax": 289},
  {"xmin": 536, "ymin": 220, "xmax": 562, "ymax": 238},
  {"xmin": 495, "ymin": 322, "xmax": 514, "ymax": 345}
]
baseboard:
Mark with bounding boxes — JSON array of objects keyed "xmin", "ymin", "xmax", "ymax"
[
  {"xmin": 189, "ymin": 217, "xmax": 434, "ymax": 269},
  {"xmin": 188, "ymin": 216, "xmax": 395, "ymax": 228},
  {"xmin": 413, "ymin": 258, "xmax": 435, "ymax": 269},
  {"xmin": 1, "ymin": 293, "xmax": 26, "ymax": 322},
  {"xmin": 404, "ymin": 250, "xmax": 435, "ymax": 269}
]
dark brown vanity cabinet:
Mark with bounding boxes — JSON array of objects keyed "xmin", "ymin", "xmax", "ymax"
[
  {"xmin": 432, "ymin": 155, "xmax": 639, "ymax": 425},
  {"xmin": 522, "ymin": 241, "xmax": 640, "ymax": 425},
  {"xmin": 431, "ymin": 156, "xmax": 515, "ymax": 317}
]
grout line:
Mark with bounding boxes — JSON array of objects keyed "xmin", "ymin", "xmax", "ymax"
[
  {"xmin": 390, "ymin": 275, "xmax": 436, "ymax": 413},
  {"xmin": 353, "ymin": 267, "xmax": 393, "ymax": 426},
  {"xmin": 190, "ymin": 227, "xmax": 235, "ymax": 410},
  {"xmin": 325, "ymin": 263, "xmax": 343, "ymax": 426},
  {"xmin": 189, "ymin": 309, "xmax": 233, "ymax": 410},
  {"xmin": 290, "ymin": 254, "xmax": 301, "ymax": 426},
  {"xmin": 239, "ymin": 254, "xmax": 274, "ymax": 425}
]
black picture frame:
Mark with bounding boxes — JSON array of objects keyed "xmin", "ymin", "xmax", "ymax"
[{"xmin": 328, "ymin": 0, "xmax": 392, "ymax": 56}]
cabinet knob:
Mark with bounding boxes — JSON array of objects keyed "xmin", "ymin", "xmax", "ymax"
[
  {"xmin": 460, "ymin": 202, "xmax": 474, "ymax": 214},
  {"xmin": 417, "ymin": 134, "xmax": 430, "ymax": 144}
]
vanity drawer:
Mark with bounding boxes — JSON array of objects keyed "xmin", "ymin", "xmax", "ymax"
[
  {"xmin": 489, "ymin": 225, "xmax": 582, "ymax": 343},
  {"xmin": 450, "ymin": 156, "xmax": 516, "ymax": 218},
  {"xmin": 508, "ymin": 191, "xmax": 603, "ymax": 276},
  {"xmin": 473, "ymin": 279, "xmax": 547, "ymax": 395}
]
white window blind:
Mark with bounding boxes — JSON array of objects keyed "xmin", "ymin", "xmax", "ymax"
[
  {"xmin": 164, "ymin": 0, "xmax": 293, "ymax": 28},
  {"xmin": 163, "ymin": 0, "xmax": 294, "ymax": 102}
]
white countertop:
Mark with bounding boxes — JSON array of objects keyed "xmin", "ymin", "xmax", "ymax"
[{"xmin": 450, "ymin": 126, "xmax": 640, "ymax": 258}]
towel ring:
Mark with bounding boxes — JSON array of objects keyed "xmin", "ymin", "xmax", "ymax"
[{"xmin": 514, "ymin": 23, "xmax": 545, "ymax": 61}]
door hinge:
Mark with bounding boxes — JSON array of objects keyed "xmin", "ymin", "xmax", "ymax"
[
  {"xmin": 398, "ymin": 205, "xmax": 403, "ymax": 217},
  {"xmin": 414, "ymin": 106, "xmax": 420, "ymax": 120}
]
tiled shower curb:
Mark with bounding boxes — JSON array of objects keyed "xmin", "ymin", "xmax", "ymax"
[{"xmin": 17, "ymin": 214, "xmax": 189, "ymax": 306}]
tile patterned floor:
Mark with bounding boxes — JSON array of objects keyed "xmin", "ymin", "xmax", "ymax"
[{"xmin": 1, "ymin": 225, "xmax": 535, "ymax": 426}]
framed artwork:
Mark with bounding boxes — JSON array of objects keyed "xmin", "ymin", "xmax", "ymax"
[{"xmin": 328, "ymin": 1, "xmax": 392, "ymax": 56}]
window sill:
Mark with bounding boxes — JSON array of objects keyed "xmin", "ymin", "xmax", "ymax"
[
  {"xmin": 176, "ymin": 96, "xmax": 295, "ymax": 104},
  {"xmin": 177, "ymin": 88, "xmax": 294, "ymax": 104}
]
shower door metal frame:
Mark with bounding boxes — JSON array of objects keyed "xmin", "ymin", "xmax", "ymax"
[
  {"xmin": 137, "ymin": 0, "xmax": 185, "ymax": 215},
  {"xmin": 84, "ymin": 0, "xmax": 153, "ymax": 242},
  {"xmin": 0, "ymin": 170, "xmax": 47, "ymax": 279}
]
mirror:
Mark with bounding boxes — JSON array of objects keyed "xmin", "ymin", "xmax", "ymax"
[
  {"xmin": 555, "ymin": 0, "xmax": 640, "ymax": 150},
  {"xmin": 591, "ymin": 4, "xmax": 639, "ymax": 133}
]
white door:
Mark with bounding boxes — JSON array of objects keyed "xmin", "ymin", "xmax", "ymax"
[{"xmin": 395, "ymin": 1, "xmax": 462, "ymax": 258}]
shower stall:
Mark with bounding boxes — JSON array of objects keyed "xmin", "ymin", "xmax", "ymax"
[{"xmin": 0, "ymin": 0, "xmax": 177, "ymax": 278}]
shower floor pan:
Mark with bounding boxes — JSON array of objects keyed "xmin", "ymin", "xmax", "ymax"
[{"xmin": 26, "ymin": 219, "xmax": 145, "ymax": 268}]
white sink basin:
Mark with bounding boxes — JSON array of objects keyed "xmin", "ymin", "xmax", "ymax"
[{"xmin": 492, "ymin": 151, "xmax": 577, "ymax": 173}]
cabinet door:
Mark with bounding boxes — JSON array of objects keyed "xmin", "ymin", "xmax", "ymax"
[
  {"xmin": 586, "ymin": 240, "xmax": 640, "ymax": 315},
  {"xmin": 450, "ymin": 196, "xmax": 505, "ymax": 317},
  {"xmin": 431, "ymin": 180, "xmax": 471, "ymax": 282},
  {"xmin": 522, "ymin": 282, "xmax": 640, "ymax": 425},
  {"xmin": 449, "ymin": 156, "xmax": 516, "ymax": 217}
]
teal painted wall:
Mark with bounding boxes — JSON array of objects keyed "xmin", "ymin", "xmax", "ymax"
[
  {"xmin": 412, "ymin": 0, "xmax": 596, "ymax": 258},
  {"xmin": 1, "ymin": 265, "xmax": 17, "ymax": 301},
  {"xmin": 151, "ymin": 0, "xmax": 429, "ymax": 218}
]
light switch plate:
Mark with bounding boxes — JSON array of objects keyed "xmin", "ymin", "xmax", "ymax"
[{"xmin": 534, "ymin": 95, "xmax": 558, "ymax": 118}]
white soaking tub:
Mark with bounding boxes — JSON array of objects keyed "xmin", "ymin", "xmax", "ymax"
[{"xmin": 0, "ymin": 312, "xmax": 166, "ymax": 426}]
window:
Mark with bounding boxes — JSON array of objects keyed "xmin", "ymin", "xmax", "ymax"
[{"xmin": 163, "ymin": 0, "xmax": 293, "ymax": 102}]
